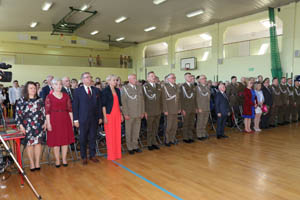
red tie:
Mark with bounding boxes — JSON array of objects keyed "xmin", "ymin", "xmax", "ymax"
[{"xmin": 88, "ymin": 87, "xmax": 91, "ymax": 97}]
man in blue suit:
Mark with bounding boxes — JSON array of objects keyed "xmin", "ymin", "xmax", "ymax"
[
  {"xmin": 40, "ymin": 75, "xmax": 54, "ymax": 101},
  {"xmin": 215, "ymin": 83, "xmax": 231, "ymax": 139},
  {"xmin": 73, "ymin": 72, "xmax": 103, "ymax": 165}
]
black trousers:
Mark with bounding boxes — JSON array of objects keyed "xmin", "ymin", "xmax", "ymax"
[
  {"xmin": 260, "ymin": 106, "xmax": 272, "ymax": 128},
  {"xmin": 217, "ymin": 115, "xmax": 227, "ymax": 136},
  {"xmin": 79, "ymin": 118, "xmax": 97, "ymax": 159}
]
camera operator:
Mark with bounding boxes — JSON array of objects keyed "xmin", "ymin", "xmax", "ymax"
[{"xmin": 8, "ymin": 80, "xmax": 22, "ymax": 119}]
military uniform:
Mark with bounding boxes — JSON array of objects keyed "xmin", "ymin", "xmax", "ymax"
[
  {"xmin": 162, "ymin": 82, "xmax": 181, "ymax": 144},
  {"xmin": 121, "ymin": 84, "xmax": 145, "ymax": 151},
  {"xmin": 237, "ymin": 82, "xmax": 246, "ymax": 106},
  {"xmin": 270, "ymin": 84, "xmax": 282, "ymax": 126},
  {"xmin": 287, "ymin": 84, "xmax": 297, "ymax": 122},
  {"xmin": 279, "ymin": 84, "xmax": 289, "ymax": 123},
  {"xmin": 180, "ymin": 82, "xmax": 196, "ymax": 141},
  {"xmin": 196, "ymin": 84, "xmax": 211, "ymax": 139},
  {"xmin": 143, "ymin": 82, "xmax": 162, "ymax": 147},
  {"xmin": 294, "ymin": 85, "xmax": 300, "ymax": 121}
]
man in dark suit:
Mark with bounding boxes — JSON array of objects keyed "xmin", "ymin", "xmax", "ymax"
[
  {"xmin": 62, "ymin": 76, "xmax": 74, "ymax": 102},
  {"xmin": 215, "ymin": 83, "xmax": 230, "ymax": 139},
  {"xmin": 261, "ymin": 78, "xmax": 273, "ymax": 129},
  {"xmin": 73, "ymin": 72, "xmax": 103, "ymax": 165},
  {"xmin": 40, "ymin": 75, "xmax": 54, "ymax": 101}
]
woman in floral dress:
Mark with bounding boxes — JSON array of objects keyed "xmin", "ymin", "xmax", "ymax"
[{"xmin": 15, "ymin": 81, "xmax": 46, "ymax": 171}]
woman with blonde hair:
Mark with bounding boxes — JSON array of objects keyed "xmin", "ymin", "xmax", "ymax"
[
  {"xmin": 242, "ymin": 80, "xmax": 257, "ymax": 133},
  {"xmin": 102, "ymin": 75, "xmax": 123, "ymax": 160},
  {"xmin": 254, "ymin": 82, "xmax": 264, "ymax": 132}
]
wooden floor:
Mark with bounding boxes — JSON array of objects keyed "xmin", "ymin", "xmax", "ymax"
[{"xmin": 1, "ymin": 124, "xmax": 300, "ymax": 200}]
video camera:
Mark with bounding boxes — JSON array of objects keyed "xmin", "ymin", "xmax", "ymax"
[{"xmin": 0, "ymin": 62, "xmax": 12, "ymax": 82}]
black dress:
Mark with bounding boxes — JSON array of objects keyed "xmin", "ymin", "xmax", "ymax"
[{"xmin": 15, "ymin": 97, "xmax": 46, "ymax": 146}]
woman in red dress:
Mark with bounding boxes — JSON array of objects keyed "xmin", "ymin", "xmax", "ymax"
[
  {"xmin": 46, "ymin": 79, "xmax": 75, "ymax": 167},
  {"xmin": 102, "ymin": 75, "xmax": 123, "ymax": 160}
]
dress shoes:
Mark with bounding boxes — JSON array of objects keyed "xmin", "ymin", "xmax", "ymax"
[
  {"xmin": 198, "ymin": 137, "xmax": 205, "ymax": 141},
  {"xmin": 134, "ymin": 149, "xmax": 143, "ymax": 153},
  {"xmin": 148, "ymin": 146, "xmax": 155, "ymax": 151},
  {"xmin": 129, "ymin": 150, "xmax": 135, "ymax": 155},
  {"xmin": 217, "ymin": 135, "xmax": 222, "ymax": 139},
  {"xmin": 152, "ymin": 145, "xmax": 160, "ymax": 150},
  {"xmin": 183, "ymin": 139, "xmax": 190, "ymax": 143},
  {"xmin": 222, "ymin": 135, "xmax": 229, "ymax": 138},
  {"xmin": 165, "ymin": 143, "xmax": 171, "ymax": 147},
  {"xmin": 90, "ymin": 157, "xmax": 100, "ymax": 163},
  {"xmin": 189, "ymin": 139, "xmax": 195, "ymax": 143},
  {"xmin": 82, "ymin": 159, "xmax": 88, "ymax": 165}
]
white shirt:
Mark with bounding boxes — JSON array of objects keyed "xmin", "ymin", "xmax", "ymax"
[
  {"xmin": 169, "ymin": 82, "xmax": 174, "ymax": 88},
  {"xmin": 186, "ymin": 82, "xmax": 191, "ymax": 87},
  {"xmin": 8, "ymin": 87, "xmax": 22, "ymax": 104},
  {"xmin": 83, "ymin": 85, "xmax": 92, "ymax": 95},
  {"xmin": 129, "ymin": 83, "xmax": 136, "ymax": 90},
  {"xmin": 255, "ymin": 90, "xmax": 264, "ymax": 103},
  {"xmin": 149, "ymin": 82, "xmax": 155, "ymax": 88}
]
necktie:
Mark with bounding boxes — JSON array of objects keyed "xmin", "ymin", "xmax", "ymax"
[
  {"xmin": 67, "ymin": 88, "xmax": 73, "ymax": 99},
  {"xmin": 87, "ymin": 87, "xmax": 91, "ymax": 97}
]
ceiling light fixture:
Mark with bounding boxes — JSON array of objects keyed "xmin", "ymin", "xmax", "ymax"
[
  {"xmin": 115, "ymin": 16, "xmax": 128, "ymax": 23},
  {"xmin": 30, "ymin": 22, "xmax": 38, "ymax": 28},
  {"xmin": 42, "ymin": 2, "xmax": 53, "ymax": 11},
  {"xmin": 153, "ymin": 0, "xmax": 167, "ymax": 5},
  {"xmin": 90, "ymin": 30, "xmax": 99, "ymax": 35},
  {"xmin": 144, "ymin": 26, "xmax": 156, "ymax": 32},
  {"xmin": 162, "ymin": 42, "xmax": 168, "ymax": 47},
  {"xmin": 80, "ymin": 4, "xmax": 90, "ymax": 11},
  {"xmin": 199, "ymin": 33, "xmax": 212, "ymax": 41},
  {"xmin": 116, "ymin": 37, "xmax": 125, "ymax": 41},
  {"xmin": 186, "ymin": 9, "xmax": 204, "ymax": 18}
]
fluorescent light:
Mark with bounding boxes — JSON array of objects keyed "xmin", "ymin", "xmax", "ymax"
[
  {"xmin": 260, "ymin": 19, "xmax": 276, "ymax": 28},
  {"xmin": 42, "ymin": 2, "xmax": 53, "ymax": 11},
  {"xmin": 144, "ymin": 26, "xmax": 156, "ymax": 32},
  {"xmin": 30, "ymin": 22, "xmax": 38, "ymax": 28},
  {"xmin": 162, "ymin": 42, "xmax": 168, "ymax": 47},
  {"xmin": 186, "ymin": 9, "xmax": 204, "ymax": 18},
  {"xmin": 116, "ymin": 37, "xmax": 125, "ymax": 41},
  {"xmin": 153, "ymin": 0, "xmax": 167, "ymax": 5},
  {"xmin": 199, "ymin": 33, "xmax": 212, "ymax": 41},
  {"xmin": 80, "ymin": 4, "xmax": 90, "ymax": 11},
  {"xmin": 258, "ymin": 43, "xmax": 269, "ymax": 55},
  {"xmin": 201, "ymin": 51, "xmax": 209, "ymax": 61},
  {"xmin": 115, "ymin": 16, "xmax": 128, "ymax": 23},
  {"xmin": 90, "ymin": 30, "xmax": 99, "ymax": 35}
]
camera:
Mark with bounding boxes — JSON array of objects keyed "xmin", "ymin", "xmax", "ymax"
[{"xmin": 0, "ymin": 62, "xmax": 13, "ymax": 82}]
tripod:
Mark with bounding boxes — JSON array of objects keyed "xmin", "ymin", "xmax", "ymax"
[{"xmin": 0, "ymin": 105, "xmax": 42, "ymax": 199}]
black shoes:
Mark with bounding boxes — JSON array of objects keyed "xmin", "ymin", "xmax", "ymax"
[
  {"xmin": 129, "ymin": 150, "xmax": 135, "ymax": 155},
  {"xmin": 165, "ymin": 143, "xmax": 171, "ymax": 147},
  {"xmin": 217, "ymin": 135, "xmax": 229, "ymax": 139},
  {"xmin": 63, "ymin": 164, "xmax": 68, "ymax": 167},
  {"xmin": 134, "ymin": 149, "xmax": 143, "ymax": 153},
  {"xmin": 183, "ymin": 139, "xmax": 190, "ymax": 143},
  {"xmin": 222, "ymin": 135, "xmax": 229, "ymax": 138},
  {"xmin": 152, "ymin": 145, "xmax": 160, "ymax": 150},
  {"xmin": 148, "ymin": 146, "xmax": 155, "ymax": 151},
  {"xmin": 189, "ymin": 139, "xmax": 195, "ymax": 143},
  {"xmin": 30, "ymin": 168, "xmax": 35, "ymax": 172},
  {"xmin": 55, "ymin": 165, "xmax": 61, "ymax": 168},
  {"xmin": 198, "ymin": 137, "xmax": 207, "ymax": 141}
]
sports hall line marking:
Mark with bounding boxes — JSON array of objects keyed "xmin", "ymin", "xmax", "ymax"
[{"xmin": 111, "ymin": 160, "xmax": 183, "ymax": 200}]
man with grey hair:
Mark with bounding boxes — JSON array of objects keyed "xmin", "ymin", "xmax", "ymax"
[
  {"xmin": 196, "ymin": 75, "xmax": 211, "ymax": 140},
  {"xmin": 62, "ymin": 76, "xmax": 74, "ymax": 102},
  {"xmin": 162, "ymin": 73, "xmax": 181, "ymax": 146},
  {"xmin": 73, "ymin": 72, "xmax": 103, "ymax": 165},
  {"xmin": 180, "ymin": 72, "xmax": 196, "ymax": 143},
  {"xmin": 215, "ymin": 83, "xmax": 230, "ymax": 139},
  {"xmin": 121, "ymin": 74, "xmax": 145, "ymax": 154},
  {"xmin": 40, "ymin": 75, "xmax": 54, "ymax": 101}
]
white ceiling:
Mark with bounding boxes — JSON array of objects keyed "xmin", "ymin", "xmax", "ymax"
[{"xmin": 0, "ymin": 0, "xmax": 294, "ymax": 47}]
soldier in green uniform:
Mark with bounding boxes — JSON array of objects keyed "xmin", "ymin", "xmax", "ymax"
[
  {"xmin": 143, "ymin": 71, "xmax": 162, "ymax": 150},
  {"xmin": 121, "ymin": 74, "xmax": 145, "ymax": 154},
  {"xmin": 287, "ymin": 78, "xmax": 297, "ymax": 122},
  {"xmin": 279, "ymin": 77, "xmax": 289, "ymax": 124},
  {"xmin": 270, "ymin": 77, "xmax": 282, "ymax": 127},
  {"xmin": 294, "ymin": 80, "xmax": 300, "ymax": 121},
  {"xmin": 162, "ymin": 73, "xmax": 181, "ymax": 147},
  {"xmin": 196, "ymin": 75, "xmax": 211, "ymax": 140},
  {"xmin": 180, "ymin": 72, "xmax": 196, "ymax": 143}
]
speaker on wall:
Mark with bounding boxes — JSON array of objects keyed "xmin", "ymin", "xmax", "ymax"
[
  {"xmin": 295, "ymin": 50, "xmax": 300, "ymax": 58},
  {"xmin": 218, "ymin": 58, "xmax": 223, "ymax": 65}
]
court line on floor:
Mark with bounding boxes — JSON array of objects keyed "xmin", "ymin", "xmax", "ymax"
[{"xmin": 111, "ymin": 160, "xmax": 183, "ymax": 200}]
